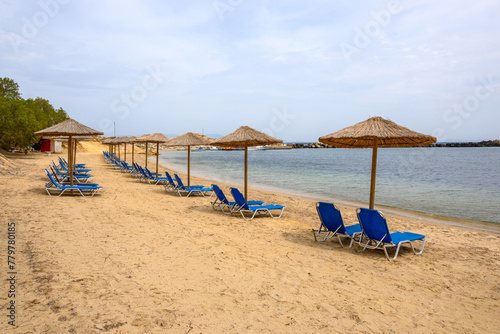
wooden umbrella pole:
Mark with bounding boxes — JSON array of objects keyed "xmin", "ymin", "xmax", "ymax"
[
  {"xmin": 145, "ymin": 142, "xmax": 148, "ymax": 168},
  {"xmin": 187, "ymin": 145, "xmax": 191, "ymax": 187},
  {"xmin": 244, "ymin": 144, "xmax": 248, "ymax": 200},
  {"xmin": 118, "ymin": 143, "xmax": 121, "ymax": 161},
  {"xmin": 132, "ymin": 144, "xmax": 134, "ymax": 164},
  {"xmin": 68, "ymin": 135, "xmax": 73, "ymax": 186},
  {"xmin": 124, "ymin": 143, "xmax": 127, "ymax": 162},
  {"xmin": 369, "ymin": 138, "xmax": 378, "ymax": 210},
  {"xmin": 73, "ymin": 139, "xmax": 77, "ymax": 166},
  {"xmin": 156, "ymin": 142, "xmax": 159, "ymax": 178}
]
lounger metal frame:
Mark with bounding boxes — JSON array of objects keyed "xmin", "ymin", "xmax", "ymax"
[
  {"xmin": 45, "ymin": 169, "xmax": 101, "ymax": 197},
  {"xmin": 355, "ymin": 208, "xmax": 426, "ymax": 261},
  {"xmin": 230, "ymin": 187, "xmax": 285, "ymax": 220},
  {"xmin": 313, "ymin": 202, "xmax": 362, "ymax": 249}
]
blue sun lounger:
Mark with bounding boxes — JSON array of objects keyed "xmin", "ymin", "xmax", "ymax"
[
  {"xmin": 211, "ymin": 184, "xmax": 265, "ymax": 214},
  {"xmin": 45, "ymin": 169, "xmax": 102, "ymax": 197},
  {"xmin": 313, "ymin": 202, "xmax": 362, "ymax": 248},
  {"xmin": 58, "ymin": 157, "xmax": 87, "ymax": 169},
  {"xmin": 59, "ymin": 160, "xmax": 92, "ymax": 174},
  {"xmin": 230, "ymin": 187, "xmax": 285, "ymax": 220},
  {"xmin": 142, "ymin": 168, "xmax": 170, "ymax": 185},
  {"xmin": 173, "ymin": 174, "xmax": 213, "ymax": 198},
  {"xmin": 163, "ymin": 172, "xmax": 179, "ymax": 192},
  {"xmin": 50, "ymin": 164, "xmax": 92, "ymax": 183},
  {"xmin": 356, "ymin": 208, "xmax": 426, "ymax": 261}
]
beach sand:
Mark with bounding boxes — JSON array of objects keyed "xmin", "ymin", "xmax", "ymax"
[{"xmin": 1, "ymin": 142, "xmax": 499, "ymax": 333}]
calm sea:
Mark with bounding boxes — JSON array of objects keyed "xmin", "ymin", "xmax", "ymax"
[{"xmin": 159, "ymin": 147, "xmax": 500, "ymax": 224}]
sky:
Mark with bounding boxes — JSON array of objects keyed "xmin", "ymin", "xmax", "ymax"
[{"xmin": 1, "ymin": 0, "xmax": 499, "ymax": 142}]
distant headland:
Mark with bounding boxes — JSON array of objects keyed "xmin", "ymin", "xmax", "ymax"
[{"xmin": 287, "ymin": 140, "xmax": 500, "ymax": 149}]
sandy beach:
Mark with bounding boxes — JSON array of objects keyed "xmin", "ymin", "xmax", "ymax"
[{"xmin": 1, "ymin": 142, "xmax": 499, "ymax": 333}]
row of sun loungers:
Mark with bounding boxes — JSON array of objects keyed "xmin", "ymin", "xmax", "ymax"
[
  {"xmin": 210, "ymin": 184, "xmax": 285, "ymax": 220},
  {"xmin": 101, "ymin": 151, "xmax": 424, "ymax": 260},
  {"xmin": 313, "ymin": 202, "xmax": 426, "ymax": 261},
  {"xmin": 44, "ymin": 158, "xmax": 102, "ymax": 197}
]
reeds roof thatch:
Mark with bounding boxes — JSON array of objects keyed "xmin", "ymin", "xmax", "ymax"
[
  {"xmin": 122, "ymin": 136, "xmax": 137, "ymax": 143},
  {"xmin": 167, "ymin": 132, "xmax": 213, "ymax": 146},
  {"xmin": 319, "ymin": 117, "xmax": 436, "ymax": 148},
  {"xmin": 110, "ymin": 136, "xmax": 130, "ymax": 144},
  {"xmin": 134, "ymin": 133, "xmax": 169, "ymax": 143},
  {"xmin": 212, "ymin": 126, "xmax": 282, "ymax": 148},
  {"xmin": 43, "ymin": 135, "xmax": 95, "ymax": 142},
  {"xmin": 134, "ymin": 134, "xmax": 150, "ymax": 143},
  {"xmin": 34, "ymin": 119, "xmax": 103, "ymax": 136}
]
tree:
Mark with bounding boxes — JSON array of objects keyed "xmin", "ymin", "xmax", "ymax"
[
  {"xmin": 0, "ymin": 77, "xmax": 22, "ymax": 100},
  {"xmin": 0, "ymin": 78, "xmax": 69, "ymax": 150}
]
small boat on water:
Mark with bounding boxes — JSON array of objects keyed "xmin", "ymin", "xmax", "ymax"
[
  {"xmin": 264, "ymin": 144, "xmax": 292, "ymax": 150},
  {"xmin": 248, "ymin": 146, "xmax": 266, "ymax": 151}
]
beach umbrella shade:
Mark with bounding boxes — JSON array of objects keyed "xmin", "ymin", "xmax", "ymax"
[
  {"xmin": 166, "ymin": 132, "xmax": 214, "ymax": 187},
  {"xmin": 122, "ymin": 136, "xmax": 137, "ymax": 164},
  {"xmin": 112, "ymin": 136, "xmax": 130, "ymax": 161},
  {"xmin": 35, "ymin": 118, "xmax": 103, "ymax": 186},
  {"xmin": 212, "ymin": 126, "xmax": 282, "ymax": 199},
  {"xmin": 135, "ymin": 133, "xmax": 169, "ymax": 177},
  {"xmin": 102, "ymin": 138, "xmax": 114, "ymax": 156},
  {"xmin": 134, "ymin": 134, "xmax": 151, "ymax": 168},
  {"xmin": 318, "ymin": 116, "xmax": 436, "ymax": 209}
]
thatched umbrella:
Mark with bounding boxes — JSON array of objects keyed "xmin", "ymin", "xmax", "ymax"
[
  {"xmin": 319, "ymin": 116, "xmax": 436, "ymax": 209},
  {"xmin": 134, "ymin": 134, "xmax": 151, "ymax": 168},
  {"xmin": 112, "ymin": 136, "xmax": 131, "ymax": 161},
  {"xmin": 102, "ymin": 138, "xmax": 114, "ymax": 156},
  {"xmin": 122, "ymin": 136, "xmax": 137, "ymax": 164},
  {"xmin": 135, "ymin": 133, "xmax": 169, "ymax": 177},
  {"xmin": 35, "ymin": 119, "xmax": 103, "ymax": 186},
  {"xmin": 212, "ymin": 126, "xmax": 282, "ymax": 199},
  {"xmin": 166, "ymin": 132, "xmax": 214, "ymax": 187}
]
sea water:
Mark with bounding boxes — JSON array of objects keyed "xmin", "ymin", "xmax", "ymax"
[{"xmin": 159, "ymin": 147, "xmax": 500, "ymax": 224}]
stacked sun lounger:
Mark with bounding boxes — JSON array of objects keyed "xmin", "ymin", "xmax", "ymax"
[{"xmin": 44, "ymin": 157, "xmax": 102, "ymax": 197}]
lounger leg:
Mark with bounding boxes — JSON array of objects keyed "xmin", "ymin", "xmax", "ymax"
[
  {"xmin": 269, "ymin": 207, "xmax": 285, "ymax": 219},
  {"xmin": 410, "ymin": 238, "xmax": 426, "ymax": 256}
]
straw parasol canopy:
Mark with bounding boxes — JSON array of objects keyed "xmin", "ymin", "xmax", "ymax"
[
  {"xmin": 167, "ymin": 132, "xmax": 213, "ymax": 187},
  {"xmin": 102, "ymin": 138, "xmax": 116, "ymax": 157},
  {"xmin": 212, "ymin": 126, "xmax": 282, "ymax": 199},
  {"xmin": 35, "ymin": 118, "xmax": 103, "ymax": 186},
  {"xmin": 110, "ymin": 136, "xmax": 129, "ymax": 160},
  {"xmin": 134, "ymin": 134, "xmax": 151, "ymax": 168},
  {"xmin": 122, "ymin": 136, "xmax": 137, "ymax": 164},
  {"xmin": 319, "ymin": 116, "xmax": 436, "ymax": 209},
  {"xmin": 134, "ymin": 133, "xmax": 169, "ymax": 177}
]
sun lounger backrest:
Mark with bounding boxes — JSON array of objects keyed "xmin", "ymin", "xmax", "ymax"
[
  {"xmin": 230, "ymin": 187, "xmax": 249, "ymax": 210},
  {"xmin": 357, "ymin": 208, "xmax": 392, "ymax": 243},
  {"xmin": 174, "ymin": 174, "xmax": 186, "ymax": 190},
  {"xmin": 165, "ymin": 172, "xmax": 176, "ymax": 186},
  {"xmin": 45, "ymin": 169, "xmax": 63, "ymax": 189},
  {"xmin": 212, "ymin": 184, "xmax": 229, "ymax": 204},
  {"xmin": 316, "ymin": 202, "xmax": 346, "ymax": 235}
]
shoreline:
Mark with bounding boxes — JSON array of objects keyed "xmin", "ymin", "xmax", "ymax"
[{"xmin": 157, "ymin": 156, "xmax": 500, "ymax": 234}]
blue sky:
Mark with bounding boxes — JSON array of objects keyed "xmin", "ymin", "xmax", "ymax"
[{"xmin": 1, "ymin": 0, "xmax": 499, "ymax": 142}]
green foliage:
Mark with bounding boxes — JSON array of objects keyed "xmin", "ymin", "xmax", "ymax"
[
  {"xmin": 0, "ymin": 77, "xmax": 22, "ymax": 100},
  {"xmin": 0, "ymin": 77, "xmax": 69, "ymax": 150}
]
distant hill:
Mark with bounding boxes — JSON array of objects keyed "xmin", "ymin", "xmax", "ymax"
[{"xmin": 433, "ymin": 140, "xmax": 500, "ymax": 147}]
